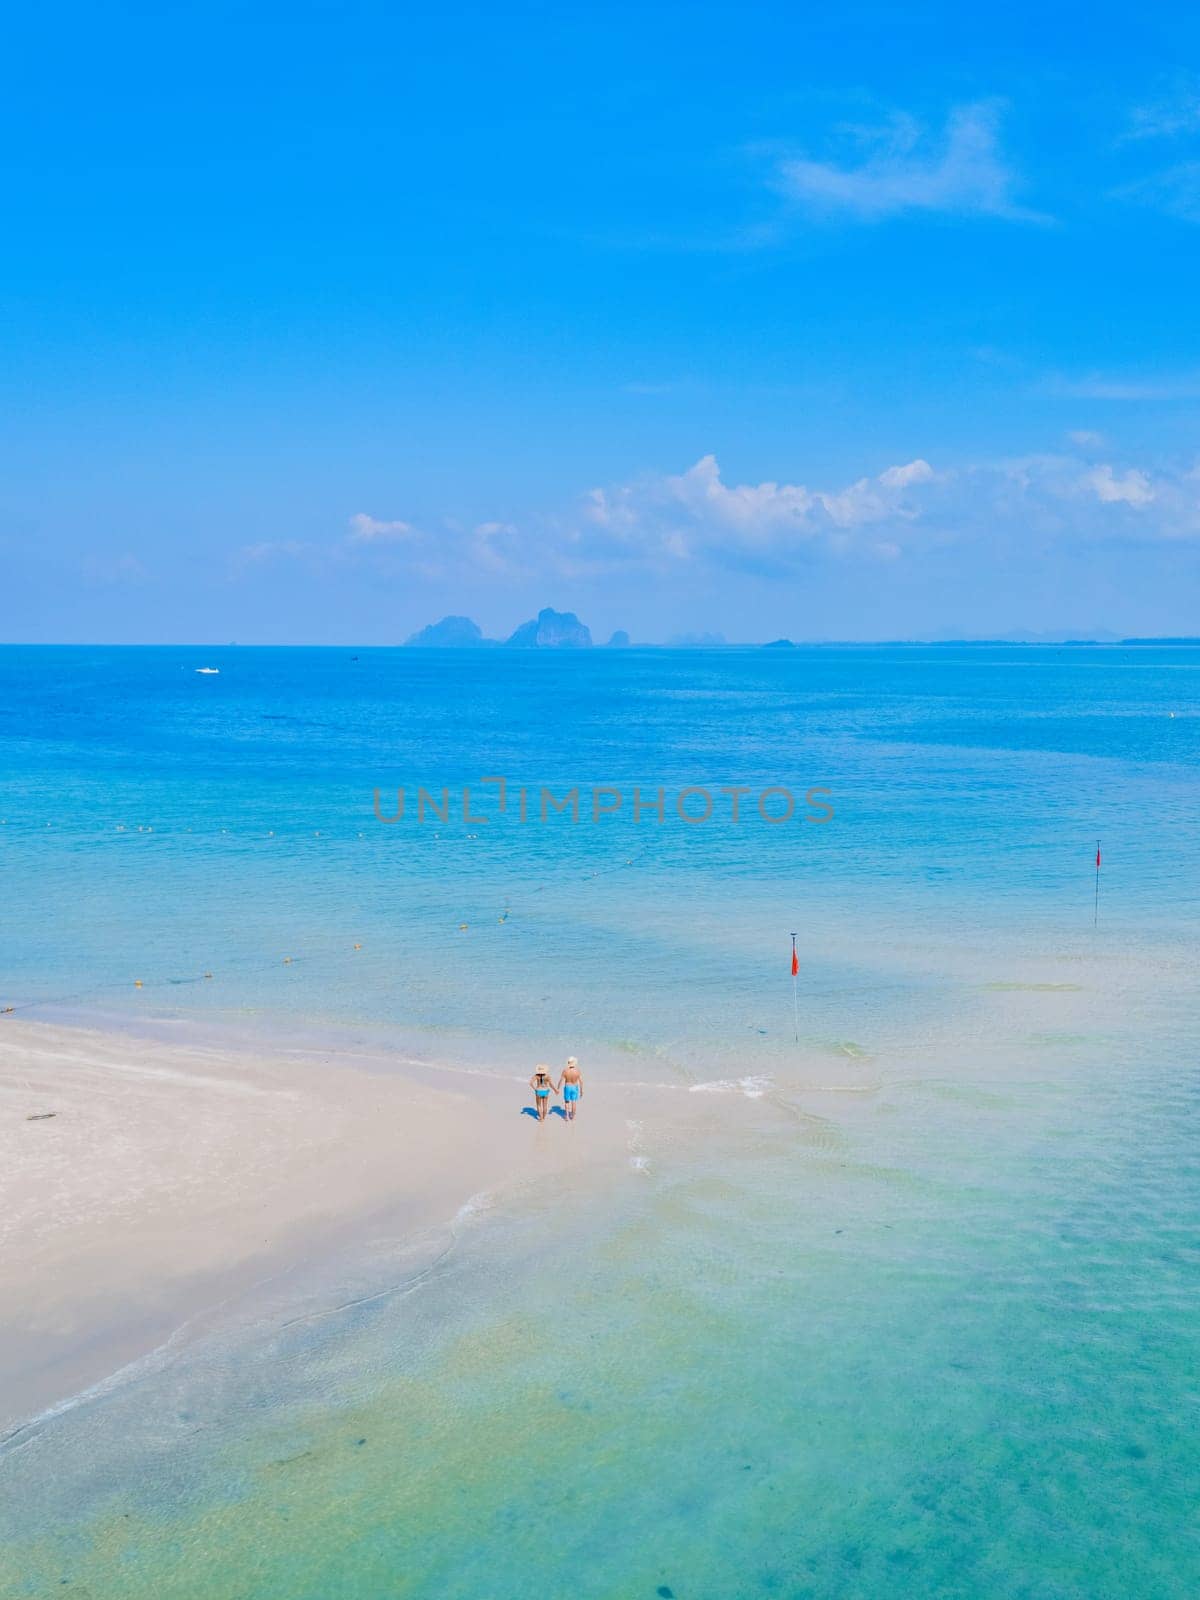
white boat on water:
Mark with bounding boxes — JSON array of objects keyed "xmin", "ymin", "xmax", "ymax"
[{"xmin": 195, "ymin": 667, "xmax": 220, "ymax": 675}]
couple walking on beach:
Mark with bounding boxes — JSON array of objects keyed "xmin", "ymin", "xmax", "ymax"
[{"xmin": 529, "ymin": 1057, "xmax": 583, "ymax": 1122}]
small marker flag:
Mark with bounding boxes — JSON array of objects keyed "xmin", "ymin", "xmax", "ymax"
[
  {"xmin": 1094, "ymin": 839, "xmax": 1102, "ymax": 928},
  {"xmin": 789, "ymin": 932, "xmax": 800, "ymax": 1042}
]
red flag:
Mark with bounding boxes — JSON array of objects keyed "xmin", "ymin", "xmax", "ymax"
[
  {"xmin": 1096, "ymin": 845, "xmax": 1101, "ymax": 869},
  {"xmin": 791, "ymin": 944, "xmax": 799, "ymax": 977}
]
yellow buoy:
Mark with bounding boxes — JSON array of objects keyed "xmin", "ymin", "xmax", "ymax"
[
  {"xmin": 134, "ymin": 980, "xmax": 143, "ymax": 988},
  {"xmin": 353, "ymin": 943, "xmax": 362, "ymax": 950},
  {"xmin": 283, "ymin": 957, "xmax": 293, "ymax": 965},
  {"xmin": 459, "ymin": 923, "xmax": 468, "ymax": 930}
]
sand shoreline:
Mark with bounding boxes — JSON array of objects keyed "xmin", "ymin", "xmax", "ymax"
[{"xmin": 0, "ymin": 1016, "xmax": 632, "ymax": 1439}]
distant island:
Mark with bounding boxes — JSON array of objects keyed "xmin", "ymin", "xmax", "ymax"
[
  {"xmin": 406, "ymin": 607, "xmax": 618, "ymax": 648},
  {"xmin": 505, "ymin": 607, "xmax": 592, "ymax": 648},
  {"xmin": 404, "ymin": 615, "xmax": 493, "ymax": 648},
  {"xmin": 403, "ymin": 615, "xmax": 1200, "ymax": 649}
]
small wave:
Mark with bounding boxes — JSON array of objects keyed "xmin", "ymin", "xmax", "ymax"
[
  {"xmin": 689, "ymin": 1075, "xmax": 772, "ymax": 1099},
  {"xmin": 625, "ymin": 1118, "xmax": 648, "ymax": 1172},
  {"xmin": 455, "ymin": 1191, "xmax": 493, "ymax": 1224}
]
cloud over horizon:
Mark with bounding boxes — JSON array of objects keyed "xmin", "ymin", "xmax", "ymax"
[
  {"xmin": 347, "ymin": 513, "xmax": 418, "ymax": 544},
  {"xmin": 579, "ymin": 455, "xmax": 940, "ymax": 573},
  {"xmin": 296, "ymin": 444, "xmax": 1196, "ymax": 599},
  {"xmin": 774, "ymin": 102, "xmax": 1046, "ymax": 224}
]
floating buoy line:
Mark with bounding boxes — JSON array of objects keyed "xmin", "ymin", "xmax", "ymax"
[{"xmin": 0, "ymin": 948, "xmax": 340, "ymax": 1019}]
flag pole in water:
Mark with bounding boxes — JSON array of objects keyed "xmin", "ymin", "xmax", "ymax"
[
  {"xmin": 790, "ymin": 933, "xmax": 799, "ymax": 1043},
  {"xmin": 1094, "ymin": 839, "xmax": 1101, "ymax": 928}
]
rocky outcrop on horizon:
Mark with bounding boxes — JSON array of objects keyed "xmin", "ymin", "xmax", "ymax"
[
  {"xmin": 505, "ymin": 607, "xmax": 593, "ymax": 648},
  {"xmin": 606, "ymin": 629, "xmax": 631, "ymax": 647},
  {"xmin": 404, "ymin": 615, "xmax": 493, "ymax": 647}
]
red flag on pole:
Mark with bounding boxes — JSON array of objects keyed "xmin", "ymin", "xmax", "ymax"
[
  {"xmin": 1096, "ymin": 845, "xmax": 1101, "ymax": 869},
  {"xmin": 789, "ymin": 933, "xmax": 800, "ymax": 1043}
]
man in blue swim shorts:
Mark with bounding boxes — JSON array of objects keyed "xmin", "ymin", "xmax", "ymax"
[{"xmin": 557, "ymin": 1056, "xmax": 583, "ymax": 1122}]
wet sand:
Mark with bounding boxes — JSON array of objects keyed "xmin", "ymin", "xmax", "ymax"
[{"xmin": 0, "ymin": 1018, "xmax": 625, "ymax": 1436}]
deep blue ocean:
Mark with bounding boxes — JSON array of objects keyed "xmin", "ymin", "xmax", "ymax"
[{"xmin": 2, "ymin": 643, "xmax": 1198, "ymax": 1598}]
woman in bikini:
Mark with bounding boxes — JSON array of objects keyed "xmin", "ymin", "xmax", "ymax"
[{"xmin": 529, "ymin": 1065, "xmax": 556, "ymax": 1121}]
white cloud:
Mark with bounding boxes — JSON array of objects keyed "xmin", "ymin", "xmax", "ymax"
[
  {"xmin": 665, "ymin": 454, "xmax": 817, "ymax": 536},
  {"xmin": 1115, "ymin": 80, "xmax": 1200, "ymax": 219},
  {"xmin": 229, "ymin": 540, "xmax": 318, "ymax": 576},
  {"xmin": 1067, "ymin": 429, "xmax": 1105, "ymax": 448},
  {"xmin": 347, "ymin": 512, "xmax": 417, "ymax": 544},
  {"xmin": 986, "ymin": 451, "xmax": 1198, "ymax": 537},
  {"xmin": 469, "ymin": 520, "xmax": 525, "ymax": 576},
  {"xmin": 1115, "ymin": 161, "xmax": 1200, "ymax": 223},
  {"xmin": 568, "ymin": 446, "xmax": 1200, "ymax": 577},
  {"xmin": 667, "ymin": 453, "xmax": 936, "ymax": 536},
  {"xmin": 879, "ymin": 459, "xmax": 934, "ymax": 489},
  {"xmin": 1126, "ymin": 82, "xmax": 1200, "ymax": 141},
  {"xmin": 1081, "ymin": 464, "xmax": 1155, "ymax": 506},
  {"xmin": 575, "ymin": 454, "xmax": 944, "ymax": 573},
  {"xmin": 221, "ymin": 441, "xmax": 1200, "ymax": 602},
  {"xmin": 1055, "ymin": 371, "xmax": 1200, "ymax": 401},
  {"xmin": 776, "ymin": 102, "xmax": 1046, "ymax": 224}
]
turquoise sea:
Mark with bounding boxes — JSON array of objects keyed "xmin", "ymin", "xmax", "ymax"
[{"xmin": 2, "ymin": 644, "xmax": 1198, "ymax": 1597}]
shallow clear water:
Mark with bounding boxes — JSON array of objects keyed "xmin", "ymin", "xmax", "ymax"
[{"xmin": 1, "ymin": 644, "xmax": 1198, "ymax": 1596}]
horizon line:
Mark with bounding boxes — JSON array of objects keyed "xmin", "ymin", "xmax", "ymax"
[{"xmin": 3, "ymin": 637, "xmax": 1198, "ymax": 650}]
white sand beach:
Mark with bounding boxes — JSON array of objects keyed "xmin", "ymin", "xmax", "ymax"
[{"xmin": 0, "ymin": 1019, "xmax": 628, "ymax": 1436}]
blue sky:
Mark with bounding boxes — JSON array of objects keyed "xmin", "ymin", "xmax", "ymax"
[{"xmin": 3, "ymin": 1, "xmax": 1200, "ymax": 642}]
